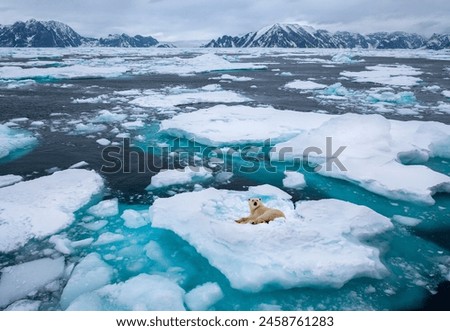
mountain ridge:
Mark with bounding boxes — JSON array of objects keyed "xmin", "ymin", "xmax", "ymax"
[{"xmin": 204, "ymin": 23, "xmax": 449, "ymax": 50}]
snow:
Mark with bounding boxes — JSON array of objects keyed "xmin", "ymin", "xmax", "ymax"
[
  {"xmin": 284, "ymin": 80, "xmax": 327, "ymax": 90},
  {"xmin": 67, "ymin": 274, "xmax": 185, "ymax": 311},
  {"xmin": 0, "ymin": 169, "xmax": 104, "ymax": 253},
  {"xmin": 392, "ymin": 215, "xmax": 422, "ymax": 227},
  {"xmin": 283, "ymin": 171, "xmax": 307, "ymax": 189},
  {"xmin": 87, "ymin": 198, "xmax": 119, "ymax": 218},
  {"xmin": 160, "ymin": 105, "xmax": 332, "ymax": 146},
  {"xmin": 150, "ymin": 185, "xmax": 393, "ymax": 292},
  {"xmin": 0, "ymin": 257, "xmax": 65, "ymax": 308},
  {"xmin": 121, "ymin": 209, "xmax": 149, "ymax": 229},
  {"xmin": 96, "ymin": 138, "xmax": 111, "ymax": 146},
  {"xmin": 341, "ymin": 64, "xmax": 423, "ymax": 87},
  {"xmin": 130, "ymin": 85, "xmax": 250, "ymax": 110},
  {"xmin": 60, "ymin": 253, "xmax": 114, "ymax": 309},
  {"xmin": 185, "ymin": 283, "xmax": 224, "ymax": 311},
  {"xmin": 0, "ymin": 174, "xmax": 23, "ymax": 188},
  {"xmin": 0, "ymin": 124, "xmax": 36, "ymax": 159},
  {"xmin": 147, "ymin": 166, "xmax": 213, "ymax": 189},
  {"xmin": 273, "ymin": 113, "xmax": 450, "ymax": 205}
]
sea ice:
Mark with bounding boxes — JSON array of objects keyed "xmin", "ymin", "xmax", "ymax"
[
  {"xmin": 96, "ymin": 138, "xmax": 111, "ymax": 146},
  {"xmin": 284, "ymin": 80, "xmax": 327, "ymax": 90},
  {"xmin": 60, "ymin": 253, "xmax": 114, "ymax": 309},
  {"xmin": 341, "ymin": 64, "xmax": 422, "ymax": 87},
  {"xmin": 0, "ymin": 174, "xmax": 23, "ymax": 188},
  {"xmin": 0, "ymin": 169, "xmax": 104, "ymax": 253},
  {"xmin": 0, "ymin": 257, "xmax": 65, "ymax": 308},
  {"xmin": 121, "ymin": 209, "xmax": 149, "ymax": 229},
  {"xmin": 0, "ymin": 124, "xmax": 36, "ymax": 160},
  {"xmin": 147, "ymin": 166, "xmax": 213, "ymax": 189},
  {"xmin": 283, "ymin": 171, "xmax": 307, "ymax": 189},
  {"xmin": 87, "ymin": 198, "xmax": 119, "ymax": 218},
  {"xmin": 130, "ymin": 85, "xmax": 251, "ymax": 110},
  {"xmin": 5, "ymin": 299, "xmax": 41, "ymax": 311},
  {"xmin": 185, "ymin": 282, "xmax": 224, "ymax": 311},
  {"xmin": 392, "ymin": 215, "xmax": 422, "ymax": 227},
  {"xmin": 211, "ymin": 74, "xmax": 254, "ymax": 82},
  {"xmin": 66, "ymin": 274, "xmax": 185, "ymax": 311},
  {"xmin": 91, "ymin": 110, "xmax": 128, "ymax": 123},
  {"xmin": 93, "ymin": 232, "xmax": 125, "ymax": 246},
  {"xmin": 150, "ymin": 185, "xmax": 393, "ymax": 292},
  {"xmin": 159, "ymin": 105, "xmax": 332, "ymax": 146}
]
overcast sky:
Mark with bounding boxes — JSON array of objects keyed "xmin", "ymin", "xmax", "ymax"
[{"xmin": 0, "ymin": 0, "xmax": 448, "ymax": 42}]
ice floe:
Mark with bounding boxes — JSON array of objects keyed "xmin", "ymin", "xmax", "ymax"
[
  {"xmin": 0, "ymin": 124, "xmax": 37, "ymax": 160},
  {"xmin": 87, "ymin": 199, "xmax": 119, "ymax": 218},
  {"xmin": 341, "ymin": 65, "xmax": 422, "ymax": 87},
  {"xmin": 0, "ymin": 257, "xmax": 65, "ymax": 308},
  {"xmin": 147, "ymin": 167, "xmax": 213, "ymax": 189},
  {"xmin": 0, "ymin": 169, "xmax": 104, "ymax": 253},
  {"xmin": 60, "ymin": 253, "xmax": 114, "ymax": 309},
  {"xmin": 67, "ymin": 274, "xmax": 185, "ymax": 311},
  {"xmin": 185, "ymin": 282, "xmax": 224, "ymax": 311},
  {"xmin": 151, "ymin": 185, "xmax": 393, "ymax": 292},
  {"xmin": 283, "ymin": 171, "xmax": 307, "ymax": 189},
  {"xmin": 284, "ymin": 80, "xmax": 327, "ymax": 91},
  {"xmin": 0, "ymin": 174, "xmax": 23, "ymax": 188}
]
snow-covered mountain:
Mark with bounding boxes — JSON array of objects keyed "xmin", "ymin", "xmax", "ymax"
[
  {"xmin": 0, "ymin": 19, "xmax": 83, "ymax": 47},
  {"xmin": 426, "ymin": 33, "xmax": 450, "ymax": 50},
  {"xmin": 205, "ymin": 23, "xmax": 447, "ymax": 49},
  {"xmin": 0, "ymin": 19, "xmax": 167, "ymax": 48}
]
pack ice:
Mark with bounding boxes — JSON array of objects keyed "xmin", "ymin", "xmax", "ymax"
[
  {"xmin": 160, "ymin": 105, "xmax": 450, "ymax": 205},
  {"xmin": 0, "ymin": 169, "xmax": 104, "ymax": 253},
  {"xmin": 150, "ymin": 185, "xmax": 393, "ymax": 292}
]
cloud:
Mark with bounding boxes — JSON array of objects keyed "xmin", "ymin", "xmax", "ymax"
[{"xmin": 0, "ymin": 0, "xmax": 448, "ymax": 41}]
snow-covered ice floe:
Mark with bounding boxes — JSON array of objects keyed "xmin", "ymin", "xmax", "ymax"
[
  {"xmin": 160, "ymin": 105, "xmax": 450, "ymax": 205},
  {"xmin": 66, "ymin": 274, "xmax": 185, "ymax": 311},
  {"xmin": 341, "ymin": 64, "xmax": 422, "ymax": 87},
  {"xmin": 147, "ymin": 166, "xmax": 213, "ymax": 189},
  {"xmin": 0, "ymin": 124, "xmax": 37, "ymax": 160},
  {"xmin": 0, "ymin": 169, "xmax": 104, "ymax": 253},
  {"xmin": 284, "ymin": 80, "xmax": 327, "ymax": 91},
  {"xmin": 0, "ymin": 257, "xmax": 65, "ymax": 308},
  {"xmin": 150, "ymin": 185, "xmax": 393, "ymax": 292}
]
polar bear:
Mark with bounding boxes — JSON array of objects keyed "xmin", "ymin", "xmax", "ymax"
[{"xmin": 235, "ymin": 198, "xmax": 286, "ymax": 225}]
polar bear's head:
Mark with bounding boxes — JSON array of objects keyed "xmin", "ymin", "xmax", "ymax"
[{"xmin": 248, "ymin": 198, "xmax": 262, "ymax": 212}]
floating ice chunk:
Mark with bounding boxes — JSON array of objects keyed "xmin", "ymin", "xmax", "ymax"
[
  {"xmin": 0, "ymin": 174, "xmax": 23, "ymax": 188},
  {"xmin": 150, "ymin": 186, "xmax": 393, "ymax": 292},
  {"xmin": 284, "ymin": 80, "xmax": 327, "ymax": 90},
  {"xmin": 121, "ymin": 120, "xmax": 145, "ymax": 130},
  {"xmin": 130, "ymin": 85, "xmax": 250, "ymax": 110},
  {"xmin": 67, "ymin": 274, "xmax": 185, "ymax": 311},
  {"xmin": 69, "ymin": 161, "xmax": 89, "ymax": 169},
  {"xmin": 392, "ymin": 215, "xmax": 422, "ymax": 227},
  {"xmin": 185, "ymin": 283, "xmax": 224, "ymax": 311},
  {"xmin": 442, "ymin": 90, "xmax": 450, "ymax": 98},
  {"xmin": 331, "ymin": 53, "xmax": 362, "ymax": 64},
  {"xmin": 91, "ymin": 110, "xmax": 127, "ymax": 123},
  {"xmin": 96, "ymin": 138, "xmax": 111, "ymax": 146},
  {"xmin": 49, "ymin": 234, "xmax": 73, "ymax": 255},
  {"xmin": 30, "ymin": 120, "xmax": 45, "ymax": 127},
  {"xmin": 82, "ymin": 220, "xmax": 108, "ymax": 231},
  {"xmin": 321, "ymin": 83, "xmax": 350, "ymax": 97},
  {"xmin": 87, "ymin": 198, "xmax": 119, "ymax": 218},
  {"xmin": 94, "ymin": 232, "xmax": 125, "ymax": 246},
  {"xmin": 341, "ymin": 65, "xmax": 422, "ymax": 87},
  {"xmin": 0, "ymin": 169, "xmax": 103, "ymax": 253},
  {"xmin": 147, "ymin": 166, "xmax": 213, "ymax": 189},
  {"xmin": 60, "ymin": 253, "xmax": 113, "ymax": 309},
  {"xmin": 367, "ymin": 91, "xmax": 416, "ymax": 105},
  {"xmin": 0, "ymin": 64, "xmax": 129, "ymax": 81},
  {"xmin": 0, "ymin": 124, "xmax": 36, "ymax": 160},
  {"xmin": 273, "ymin": 113, "xmax": 450, "ymax": 205},
  {"xmin": 211, "ymin": 74, "xmax": 254, "ymax": 82},
  {"xmin": 215, "ymin": 171, "xmax": 233, "ymax": 183},
  {"xmin": 160, "ymin": 105, "xmax": 332, "ymax": 146},
  {"xmin": 151, "ymin": 53, "xmax": 266, "ymax": 75},
  {"xmin": 5, "ymin": 299, "xmax": 41, "ymax": 311},
  {"xmin": 121, "ymin": 209, "xmax": 149, "ymax": 229},
  {"xmin": 0, "ymin": 257, "xmax": 65, "ymax": 308},
  {"xmin": 283, "ymin": 171, "xmax": 307, "ymax": 189},
  {"xmin": 73, "ymin": 123, "xmax": 107, "ymax": 134},
  {"xmin": 72, "ymin": 95, "xmax": 110, "ymax": 104},
  {"xmin": 144, "ymin": 241, "xmax": 167, "ymax": 266}
]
